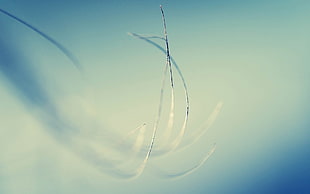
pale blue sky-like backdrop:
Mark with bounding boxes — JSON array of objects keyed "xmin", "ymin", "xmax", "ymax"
[{"xmin": 0, "ymin": 0, "xmax": 310, "ymax": 193}]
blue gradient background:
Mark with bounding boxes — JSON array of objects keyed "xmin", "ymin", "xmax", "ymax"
[{"xmin": 0, "ymin": 0, "xmax": 310, "ymax": 193}]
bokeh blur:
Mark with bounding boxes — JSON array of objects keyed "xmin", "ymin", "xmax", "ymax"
[{"xmin": 0, "ymin": 0, "xmax": 309, "ymax": 193}]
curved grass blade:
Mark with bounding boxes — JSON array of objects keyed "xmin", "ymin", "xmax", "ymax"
[
  {"xmin": 128, "ymin": 32, "xmax": 190, "ymax": 155},
  {"xmin": 0, "ymin": 8, "xmax": 82, "ymax": 69},
  {"xmin": 178, "ymin": 101, "xmax": 223, "ymax": 151},
  {"xmin": 154, "ymin": 143, "xmax": 216, "ymax": 180},
  {"xmin": 128, "ymin": 33, "xmax": 221, "ymax": 157}
]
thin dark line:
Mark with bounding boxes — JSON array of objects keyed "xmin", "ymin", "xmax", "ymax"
[
  {"xmin": 0, "ymin": 8, "xmax": 82, "ymax": 70},
  {"xmin": 160, "ymin": 5, "xmax": 174, "ymax": 88}
]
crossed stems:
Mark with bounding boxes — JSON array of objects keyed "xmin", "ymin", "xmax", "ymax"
[{"xmin": 0, "ymin": 5, "xmax": 222, "ymax": 179}]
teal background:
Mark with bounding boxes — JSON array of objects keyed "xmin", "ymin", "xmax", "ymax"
[{"xmin": 0, "ymin": 0, "xmax": 309, "ymax": 193}]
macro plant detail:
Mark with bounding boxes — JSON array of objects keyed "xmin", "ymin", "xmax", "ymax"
[{"xmin": 0, "ymin": 5, "xmax": 222, "ymax": 180}]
